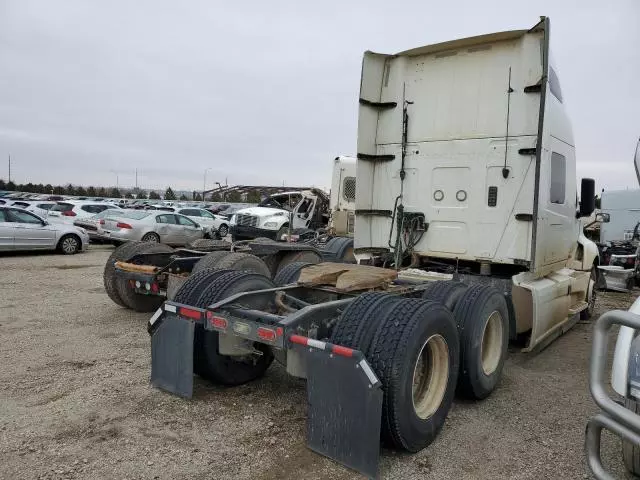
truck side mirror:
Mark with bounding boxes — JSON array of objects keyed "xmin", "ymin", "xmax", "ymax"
[
  {"xmin": 579, "ymin": 178, "xmax": 596, "ymax": 217},
  {"xmin": 634, "ymin": 137, "xmax": 640, "ymax": 186}
]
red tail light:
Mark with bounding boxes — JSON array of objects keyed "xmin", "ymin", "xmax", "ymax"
[
  {"xmin": 99, "ymin": 219, "xmax": 105, "ymax": 225},
  {"xmin": 179, "ymin": 307, "xmax": 202, "ymax": 320},
  {"xmin": 62, "ymin": 210, "xmax": 77, "ymax": 217},
  {"xmin": 209, "ymin": 316, "xmax": 228, "ymax": 331},
  {"xmin": 257, "ymin": 327, "xmax": 277, "ymax": 342},
  {"xmin": 116, "ymin": 222, "xmax": 132, "ymax": 229}
]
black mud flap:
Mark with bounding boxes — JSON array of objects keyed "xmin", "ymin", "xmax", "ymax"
[
  {"xmin": 304, "ymin": 346, "xmax": 383, "ymax": 479},
  {"xmin": 150, "ymin": 312, "xmax": 195, "ymax": 398}
]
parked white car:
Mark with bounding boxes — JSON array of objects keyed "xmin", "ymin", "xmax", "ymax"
[
  {"xmin": 0, "ymin": 206, "xmax": 89, "ymax": 254},
  {"xmin": 176, "ymin": 208, "xmax": 230, "ymax": 237},
  {"xmin": 1, "ymin": 200, "xmax": 32, "ymax": 209},
  {"xmin": 47, "ymin": 201, "xmax": 120, "ymax": 223},
  {"xmin": 25, "ymin": 201, "xmax": 57, "ymax": 218}
]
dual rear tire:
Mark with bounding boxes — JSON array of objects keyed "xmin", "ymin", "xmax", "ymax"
[
  {"xmin": 422, "ymin": 281, "xmax": 509, "ymax": 399},
  {"xmin": 173, "ymin": 270, "xmax": 275, "ymax": 386},
  {"xmin": 329, "ymin": 281, "xmax": 509, "ymax": 452},
  {"xmin": 192, "ymin": 249, "xmax": 320, "ymax": 280},
  {"xmin": 333, "ymin": 294, "xmax": 459, "ymax": 451},
  {"xmin": 451, "ymin": 284, "xmax": 509, "ymax": 400}
]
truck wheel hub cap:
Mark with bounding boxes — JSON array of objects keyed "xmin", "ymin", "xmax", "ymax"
[
  {"xmin": 412, "ymin": 334, "xmax": 449, "ymax": 419},
  {"xmin": 481, "ymin": 311, "xmax": 503, "ymax": 375}
]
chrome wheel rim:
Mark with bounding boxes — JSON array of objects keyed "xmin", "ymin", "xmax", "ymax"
[{"xmin": 62, "ymin": 237, "xmax": 78, "ymax": 253}]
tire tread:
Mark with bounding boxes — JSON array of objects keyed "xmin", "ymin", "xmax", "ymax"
[
  {"xmin": 273, "ymin": 261, "xmax": 314, "ymax": 286},
  {"xmin": 452, "ymin": 284, "xmax": 509, "ymax": 399},
  {"xmin": 215, "ymin": 252, "xmax": 271, "ymax": 278},
  {"xmin": 103, "ymin": 241, "xmax": 144, "ymax": 307}
]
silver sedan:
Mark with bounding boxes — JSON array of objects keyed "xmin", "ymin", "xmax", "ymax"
[
  {"xmin": 100, "ymin": 210, "xmax": 205, "ymax": 246},
  {"xmin": 0, "ymin": 206, "xmax": 89, "ymax": 254}
]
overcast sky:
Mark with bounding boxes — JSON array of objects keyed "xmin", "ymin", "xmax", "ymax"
[{"xmin": 0, "ymin": 0, "xmax": 638, "ymax": 192}]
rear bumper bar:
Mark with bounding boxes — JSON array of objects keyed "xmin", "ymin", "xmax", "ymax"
[{"xmin": 148, "ymin": 300, "xmax": 383, "ymax": 478}]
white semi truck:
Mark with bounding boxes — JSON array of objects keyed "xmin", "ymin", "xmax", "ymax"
[
  {"xmin": 146, "ymin": 17, "xmax": 598, "ymax": 477},
  {"xmin": 328, "ymin": 155, "xmax": 357, "ymax": 236},
  {"xmin": 355, "ymin": 16, "xmax": 598, "ymax": 351},
  {"xmin": 229, "ymin": 189, "xmax": 330, "ymax": 241}
]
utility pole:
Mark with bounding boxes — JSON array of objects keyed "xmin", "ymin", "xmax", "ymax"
[
  {"xmin": 135, "ymin": 168, "xmax": 138, "ymax": 190},
  {"xmin": 203, "ymin": 168, "xmax": 212, "ymax": 202},
  {"xmin": 111, "ymin": 170, "xmax": 119, "ymax": 191},
  {"xmin": 8, "ymin": 154, "xmax": 11, "ymax": 183}
]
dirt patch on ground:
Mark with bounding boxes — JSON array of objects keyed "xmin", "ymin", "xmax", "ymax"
[{"xmin": 0, "ymin": 246, "xmax": 636, "ymax": 479}]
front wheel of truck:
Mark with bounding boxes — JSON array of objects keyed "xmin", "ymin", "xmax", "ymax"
[
  {"xmin": 275, "ymin": 224, "xmax": 289, "ymax": 242},
  {"xmin": 581, "ymin": 265, "xmax": 598, "ymax": 320}
]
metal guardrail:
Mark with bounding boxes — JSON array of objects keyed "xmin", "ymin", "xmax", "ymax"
[{"xmin": 586, "ymin": 310, "xmax": 640, "ymax": 479}]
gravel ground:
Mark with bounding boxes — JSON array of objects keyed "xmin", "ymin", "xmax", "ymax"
[{"xmin": 0, "ymin": 246, "xmax": 637, "ymax": 480}]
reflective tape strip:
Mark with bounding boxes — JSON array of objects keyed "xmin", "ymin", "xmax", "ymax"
[
  {"xmin": 332, "ymin": 345, "xmax": 354, "ymax": 357},
  {"xmin": 359, "ymin": 359, "xmax": 378, "ymax": 385},
  {"xmin": 164, "ymin": 304, "xmax": 177, "ymax": 313},
  {"xmin": 289, "ymin": 335, "xmax": 308, "ymax": 346},
  {"xmin": 307, "ymin": 338, "xmax": 326, "ymax": 350},
  {"xmin": 149, "ymin": 308, "xmax": 163, "ymax": 326}
]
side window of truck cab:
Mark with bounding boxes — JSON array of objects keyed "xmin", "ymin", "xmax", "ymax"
[{"xmin": 550, "ymin": 152, "xmax": 566, "ymax": 204}]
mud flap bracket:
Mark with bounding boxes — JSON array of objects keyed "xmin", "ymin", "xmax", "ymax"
[{"xmin": 303, "ymin": 344, "xmax": 383, "ymax": 479}]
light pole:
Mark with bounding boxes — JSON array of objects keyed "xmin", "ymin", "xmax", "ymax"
[
  {"xmin": 110, "ymin": 170, "xmax": 119, "ymax": 193},
  {"xmin": 203, "ymin": 168, "xmax": 212, "ymax": 202}
]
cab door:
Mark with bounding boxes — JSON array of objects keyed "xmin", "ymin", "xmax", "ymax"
[
  {"xmin": 292, "ymin": 195, "xmax": 317, "ymax": 229},
  {"xmin": 155, "ymin": 214, "xmax": 183, "ymax": 244},
  {"xmin": 8, "ymin": 208, "xmax": 57, "ymax": 249},
  {"xmin": 176, "ymin": 214, "xmax": 202, "ymax": 244},
  {"xmin": 533, "ymin": 139, "xmax": 577, "ymax": 271}
]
